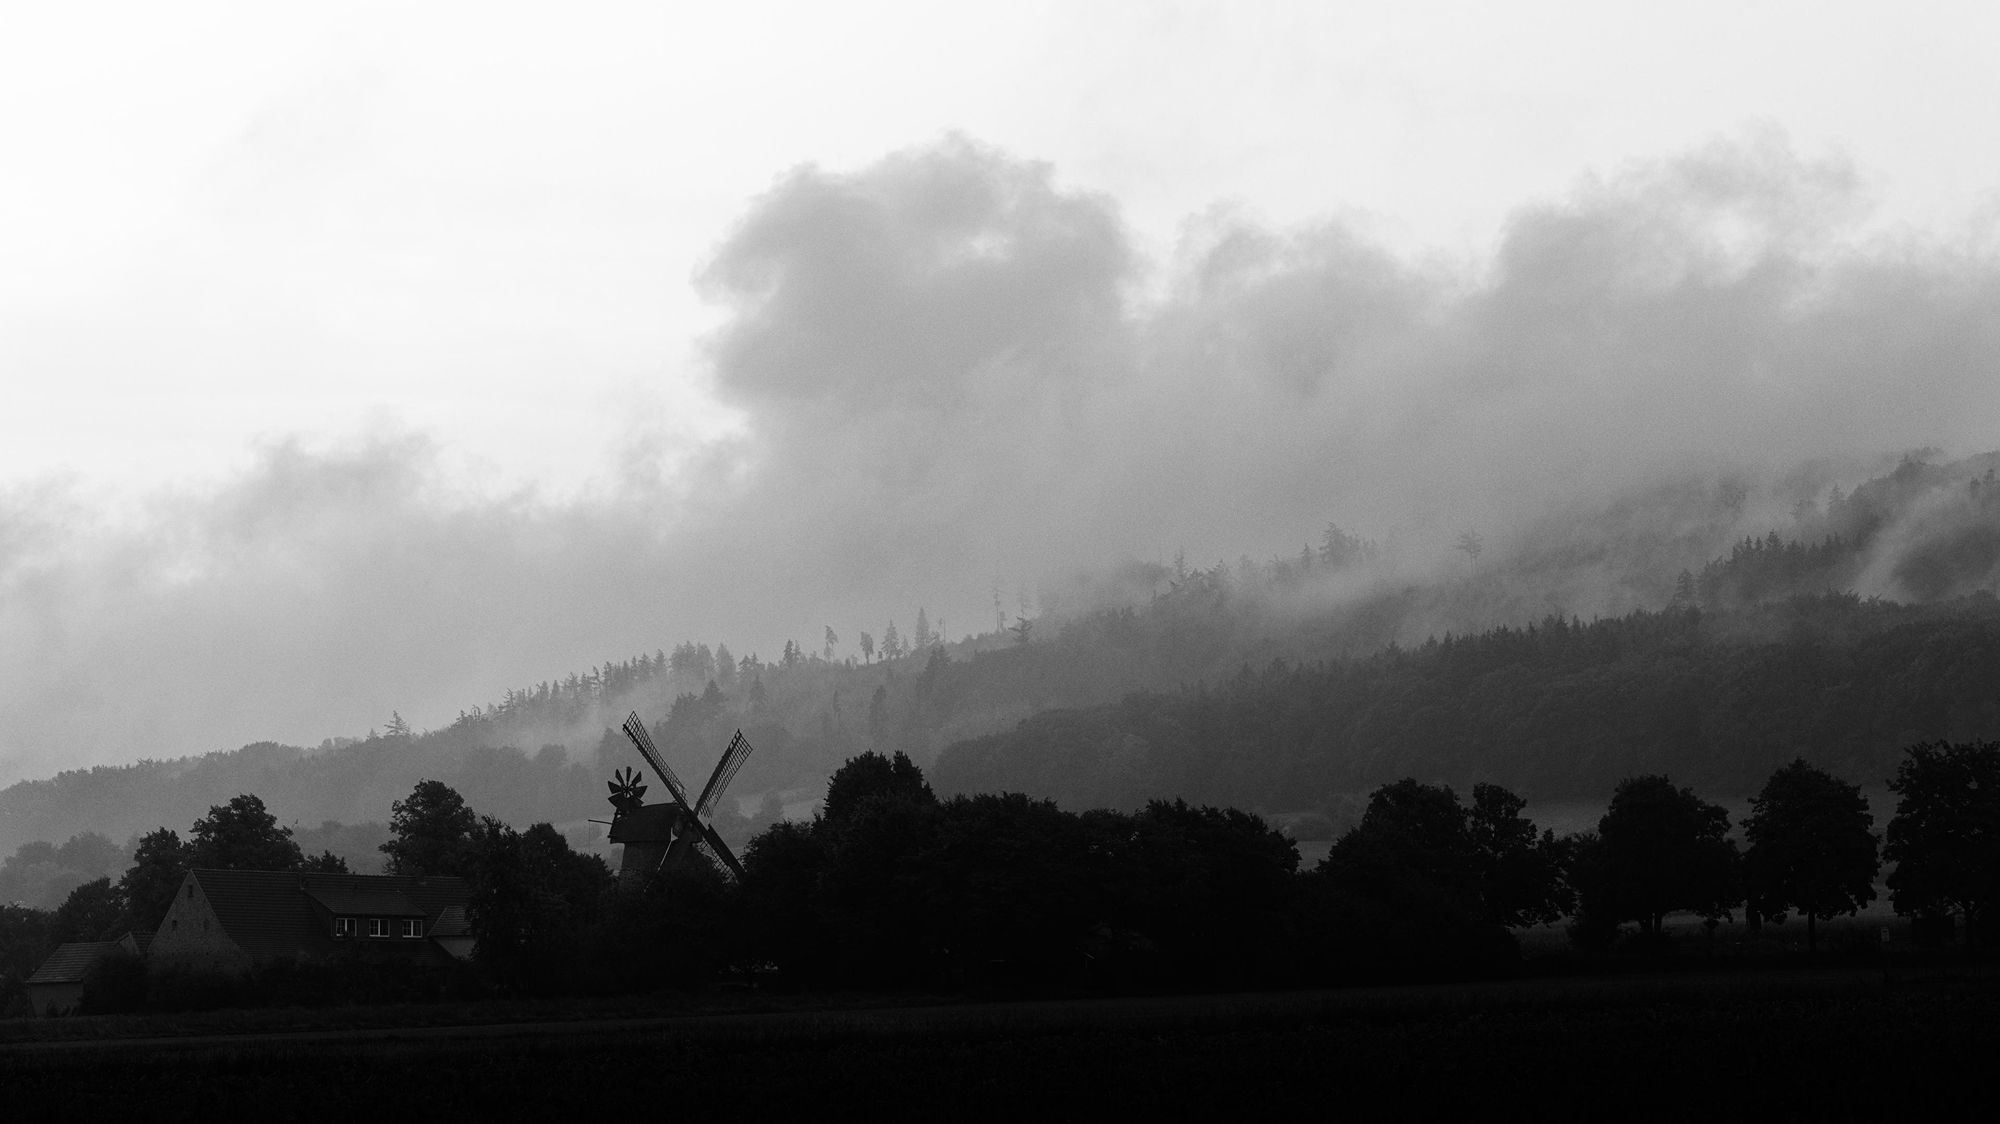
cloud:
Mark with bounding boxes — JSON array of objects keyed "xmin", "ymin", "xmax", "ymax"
[
  {"xmin": 674, "ymin": 128, "xmax": 2000, "ymax": 627},
  {"xmin": 4, "ymin": 130, "xmax": 1999, "ymax": 785}
]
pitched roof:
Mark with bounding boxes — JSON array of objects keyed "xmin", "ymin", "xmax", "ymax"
[
  {"xmin": 189, "ymin": 870, "xmax": 329, "ymax": 964},
  {"xmin": 305, "ymin": 885, "xmax": 424, "ymax": 917},
  {"xmin": 187, "ymin": 869, "xmax": 472, "ymax": 963},
  {"xmin": 305, "ymin": 872, "xmax": 471, "ymax": 925},
  {"xmin": 26, "ymin": 941, "xmax": 124, "ymax": 985},
  {"xmin": 429, "ymin": 905, "xmax": 472, "ymax": 938}
]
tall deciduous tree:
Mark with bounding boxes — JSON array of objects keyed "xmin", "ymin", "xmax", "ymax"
[
  {"xmin": 381, "ymin": 779, "xmax": 479, "ymax": 877},
  {"xmin": 739, "ymin": 819, "xmax": 830, "ymax": 982},
  {"xmin": 1885, "ymin": 739, "xmax": 2000, "ymax": 945},
  {"xmin": 1742, "ymin": 758, "xmax": 1878, "ymax": 950},
  {"xmin": 1324, "ymin": 779, "xmax": 1477, "ymax": 909},
  {"xmin": 1324, "ymin": 779, "xmax": 1569, "ymax": 928},
  {"xmin": 53, "ymin": 877, "xmax": 125, "ymax": 942},
  {"xmin": 187, "ymin": 794, "xmax": 304, "ymax": 872},
  {"xmin": 118, "ymin": 827, "xmax": 190, "ymax": 930},
  {"xmin": 1593, "ymin": 775, "xmax": 1739, "ymax": 937},
  {"xmin": 821, "ymin": 750, "xmax": 935, "ymax": 829},
  {"xmin": 1469, "ymin": 783, "xmax": 1574, "ymax": 928}
]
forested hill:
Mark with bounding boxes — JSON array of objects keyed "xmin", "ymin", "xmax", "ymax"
[
  {"xmin": 934, "ymin": 593, "xmax": 2000, "ymax": 811},
  {"xmin": 4, "ymin": 452, "xmax": 1996, "ymax": 862}
]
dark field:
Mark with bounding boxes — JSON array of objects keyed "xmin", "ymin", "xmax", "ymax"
[{"xmin": 6, "ymin": 968, "xmax": 1998, "ymax": 1116}]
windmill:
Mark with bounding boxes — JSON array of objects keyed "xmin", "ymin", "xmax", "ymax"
[{"xmin": 606, "ymin": 711, "xmax": 755, "ymax": 884}]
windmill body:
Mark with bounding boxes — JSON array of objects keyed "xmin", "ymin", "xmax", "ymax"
[{"xmin": 606, "ymin": 712, "xmax": 753, "ymax": 886}]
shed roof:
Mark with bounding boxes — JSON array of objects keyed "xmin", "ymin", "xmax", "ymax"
[{"xmin": 26, "ymin": 941, "xmax": 124, "ymax": 985}]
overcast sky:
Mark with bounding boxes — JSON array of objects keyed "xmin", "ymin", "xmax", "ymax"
[{"xmin": 4, "ymin": 1, "xmax": 1998, "ymax": 783}]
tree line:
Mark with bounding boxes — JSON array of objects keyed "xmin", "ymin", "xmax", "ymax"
[
  {"xmin": 721, "ymin": 741, "xmax": 1996, "ymax": 990},
  {"xmin": 17, "ymin": 737, "xmax": 2000, "ymax": 1015}
]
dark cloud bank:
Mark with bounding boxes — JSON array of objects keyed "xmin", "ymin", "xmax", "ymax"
[{"xmin": 4, "ymin": 132, "xmax": 1997, "ymax": 783}]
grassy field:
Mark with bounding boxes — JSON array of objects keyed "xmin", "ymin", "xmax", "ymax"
[{"xmin": 6, "ymin": 966, "xmax": 1999, "ymax": 1115}]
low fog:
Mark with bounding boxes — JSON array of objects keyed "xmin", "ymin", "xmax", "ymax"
[{"xmin": 4, "ymin": 131, "xmax": 1997, "ymax": 785}]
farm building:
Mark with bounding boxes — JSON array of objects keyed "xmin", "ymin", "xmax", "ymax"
[
  {"xmin": 149, "ymin": 869, "xmax": 473, "ymax": 975},
  {"xmin": 23, "ymin": 930, "xmax": 148, "ymax": 1015}
]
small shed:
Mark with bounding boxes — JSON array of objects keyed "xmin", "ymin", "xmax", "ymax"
[{"xmin": 23, "ymin": 931, "xmax": 145, "ymax": 1016}]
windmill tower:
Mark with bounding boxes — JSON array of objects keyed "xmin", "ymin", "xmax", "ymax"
[{"xmin": 607, "ymin": 711, "xmax": 754, "ymax": 886}]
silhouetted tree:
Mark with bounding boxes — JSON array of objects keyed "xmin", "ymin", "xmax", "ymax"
[
  {"xmin": 0, "ymin": 905, "xmax": 54, "ymax": 1016},
  {"xmin": 822, "ymin": 750, "xmax": 936, "ymax": 829},
  {"xmin": 1121, "ymin": 800, "xmax": 1299, "ymax": 984},
  {"xmin": 1324, "ymin": 779, "xmax": 1569, "ymax": 929},
  {"xmin": 1593, "ymin": 775, "xmax": 1739, "ymax": 938},
  {"xmin": 118, "ymin": 828, "xmax": 190, "ymax": 931},
  {"xmin": 381, "ymin": 779, "xmax": 479, "ymax": 877},
  {"xmin": 187, "ymin": 794, "xmax": 304, "ymax": 872},
  {"xmin": 1469, "ymin": 783, "xmax": 1574, "ymax": 927},
  {"xmin": 922, "ymin": 792, "xmax": 1098, "ymax": 980},
  {"xmin": 1742, "ymin": 758, "xmax": 1878, "ymax": 950},
  {"xmin": 739, "ymin": 820, "xmax": 830, "ymax": 983},
  {"xmin": 53, "ymin": 877, "xmax": 125, "ymax": 942},
  {"xmin": 816, "ymin": 753, "xmax": 942, "ymax": 983},
  {"xmin": 298, "ymin": 850, "xmax": 351, "ymax": 873},
  {"xmin": 1324, "ymin": 779, "xmax": 1477, "ymax": 912},
  {"xmin": 465, "ymin": 818, "xmax": 607, "ymax": 993},
  {"xmin": 1885, "ymin": 739, "xmax": 2000, "ymax": 946}
]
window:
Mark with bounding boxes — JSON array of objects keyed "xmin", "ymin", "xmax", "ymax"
[
  {"xmin": 402, "ymin": 919, "xmax": 422, "ymax": 938},
  {"xmin": 333, "ymin": 917, "xmax": 356, "ymax": 938},
  {"xmin": 368, "ymin": 918, "xmax": 390, "ymax": 938}
]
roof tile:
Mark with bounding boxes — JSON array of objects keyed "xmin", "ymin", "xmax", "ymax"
[{"xmin": 27, "ymin": 941, "xmax": 124, "ymax": 985}]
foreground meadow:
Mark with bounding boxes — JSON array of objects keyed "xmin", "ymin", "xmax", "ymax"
[{"xmin": 6, "ymin": 964, "xmax": 1997, "ymax": 1115}]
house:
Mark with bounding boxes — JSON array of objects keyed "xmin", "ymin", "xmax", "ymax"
[
  {"xmin": 23, "ymin": 930, "xmax": 148, "ymax": 1015},
  {"xmin": 149, "ymin": 869, "xmax": 473, "ymax": 976}
]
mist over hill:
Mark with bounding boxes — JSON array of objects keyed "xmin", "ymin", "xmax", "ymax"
[
  {"xmin": 5, "ymin": 450, "xmax": 1997, "ymax": 885},
  {"xmin": 5, "ymin": 132, "xmax": 2000, "ymax": 788}
]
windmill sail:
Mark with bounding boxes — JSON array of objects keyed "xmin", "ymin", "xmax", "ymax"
[
  {"xmin": 621, "ymin": 712, "xmax": 691, "ymax": 809},
  {"xmin": 694, "ymin": 729, "xmax": 754, "ymax": 820},
  {"xmin": 695, "ymin": 819, "xmax": 747, "ymax": 881}
]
